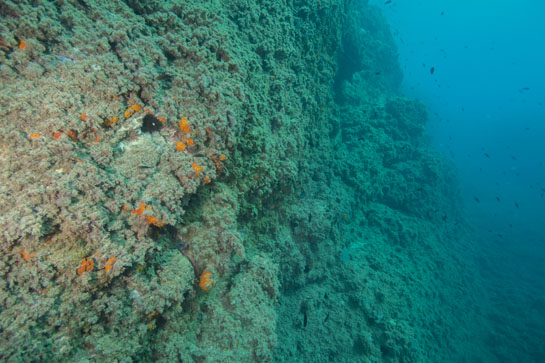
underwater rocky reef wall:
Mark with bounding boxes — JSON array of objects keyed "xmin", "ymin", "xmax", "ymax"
[{"xmin": 0, "ymin": 0, "xmax": 487, "ymax": 362}]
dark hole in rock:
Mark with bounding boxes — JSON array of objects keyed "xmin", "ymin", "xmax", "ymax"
[{"xmin": 141, "ymin": 114, "xmax": 163, "ymax": 133}]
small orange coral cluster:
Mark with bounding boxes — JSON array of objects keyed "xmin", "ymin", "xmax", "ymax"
[
  {"xmin": 175, "ymin": 141, "xmax": 186, "ymax": 151},
  {"xmin": 79, "ymin": 113, "xmax": 89, "ymax": 122},
  {"xmin": 104, "ymin": 257, "xmax": 117, "ymax": 272},
  {"xmin": 175, "ymin": 117, "xmax": 194, "ymax": 152},
  {"xmin": 210, "ymin": 154, "xmax": 227, "ymax": 174},
  {"xmin": 53, "ymin": 130, "xmax": 78, "ymax": 141},
  {"xmin": 21, "ymin": 249, "xmax": 35, "ymax": 261},
  {"xmin": 124, "ymin": 104, "xmax": 142, "ymax": 119},
  {"xmin": 199, "ymin": 270, "xmax": 214, "ymax": 291},
  {"xmin": 178, "ymin": 116, "xmax": 190, "ymax": 133},
  {"xmin": 77, "ymin": 258, "xmax": 94, "ymax": 275},
  {"xmin": 144, "ymin": 215, "xmax": 164, "ymax": 227},
  {"xmin": 128, "ymin": 203, "xmax": 164, "ymax": 227},
  {"xmin": 103, "ymin": 116, "xmax": 118, "ymax": 127},
  {"xmin": 131, "ymin": 203, "xmax": 150, "ymax": 216},
  {"xmin": 192, "ymin": 163, "xmax": 204, "ymax": 176}
]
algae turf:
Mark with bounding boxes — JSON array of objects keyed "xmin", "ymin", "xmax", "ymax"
[{"xmin": 0, "ymin": 0, "xmax": 485, "ymax": 362}]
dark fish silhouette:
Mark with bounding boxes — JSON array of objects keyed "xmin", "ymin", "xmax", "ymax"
[
  {"xmin": 384, "ymin": 0, "xmax": 392, "ymax": 4},
  {"xmin": 484, "ymin": 153, "xmax": 490, "ymax": 158},
  {"xmin": 496, "ymin": 197, "xmax": 501, "ymax": 202},
  {"xmin": 430, "ymin": 66, "xmax": 435, "ymax": 74},
  {"xmin": 514, "ymin": 202, "xmax": 519, "ymax": 208},
  {"xmin": 474, "ymin": 196, "xmax": 480, "ymax": 203}
]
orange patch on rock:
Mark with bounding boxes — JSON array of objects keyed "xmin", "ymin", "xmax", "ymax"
[
  {"xmin": 199, "ymin": 270, "xmax": 214, "ymax": 291},
  {"xmin": 77, "ymin": 258, "xmax": 94, "ymax": 275},
  {"xmin": 176, "ymin": 141, "xmax": 186, "ymax": 151},
  {"xmin": 179, "ymin": 117, "xmax": 190, "ymax": 133}
]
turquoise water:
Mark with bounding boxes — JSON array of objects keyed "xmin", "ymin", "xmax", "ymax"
[
  {"xmin": 372, "ymin": 1, "xmax": 545, "ymax": 362},
  {"xmin": 0, "ymin": 0, "xmax": 543, "ymax": 362}
]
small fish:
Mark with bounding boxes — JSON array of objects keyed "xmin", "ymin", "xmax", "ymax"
[
  {"xmin": 514, "ymin": 202, "xmax": 519, "ymax": 208},
  {"xmin": 484, "ymin": 153, "xmax": 490, "ymax": 158},
  {"xmin": 56, "ymin": 54, "xmax": 76, "ymax": 63},
  {"xmin": 441, "ymin": 214, "xmax": 447, "ymax": 222},
  {"xmin": 430, "ymin": 66, "xmax": 435, "ymax": 74},
  {"xmin": 496, "ymin": 197, "xmax": 501, "ymax": 202},
  {"xmin": 384, "ymin": 0, "xmax": 392, "ymax": 4},
  {"xmin": 474, "ymin": 196, "xmax": 480, "ymax": 203}
]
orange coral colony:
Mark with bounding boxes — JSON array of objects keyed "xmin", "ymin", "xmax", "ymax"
[
  {"xmin": 77, "ymin": 258, "xmax": 94, "ymax": 275},
  {"xmin": 192, "ymin": 163, "xmax": 204, "ymax": 176},
  {"xmin": 128, "ymin": 104, "xmax": 142, "ymax": 113},
  {"xmin": 144, "ymin": 215, "xmax": 164, "ymax": 227},
  {"xmin": 176, "ymin": 141, "xmax": 186, "ymax": 151},
  {"xmin": 131, "ymin": 204, "xmax": 147, "ymax": 216},
  {"xmin": 103, "ymin": 116, "xmax": 118, "ymax": 127},
  {"xmin": 104, "ymin": 258, "xmax": 117, "ymax": 272},
  {"xmin": 179, "ymin": 117, "xmax": 191, "ymax": 133},
  {"xmin": 129, "ymin": 203, "xmax": 163, "ymax": 227},
  {"xmin": 21, "ymin": 250, "xmax": 35, "ymax": 261},
  {"xmin": 182, "ymin": 135, "xmax": 194, "ymax": 146},
  {"xmin": 124, "ymin": 104, "xmax": 142, "ymax": 119},
  {"xmin": 199, "ymin": 270, "xmax": 214, "ymax": 291}
]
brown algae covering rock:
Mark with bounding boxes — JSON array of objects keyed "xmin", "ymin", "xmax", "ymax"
[{"xmin": 0, "ymin": 0, "xmax": 489, "ymax": 362}]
